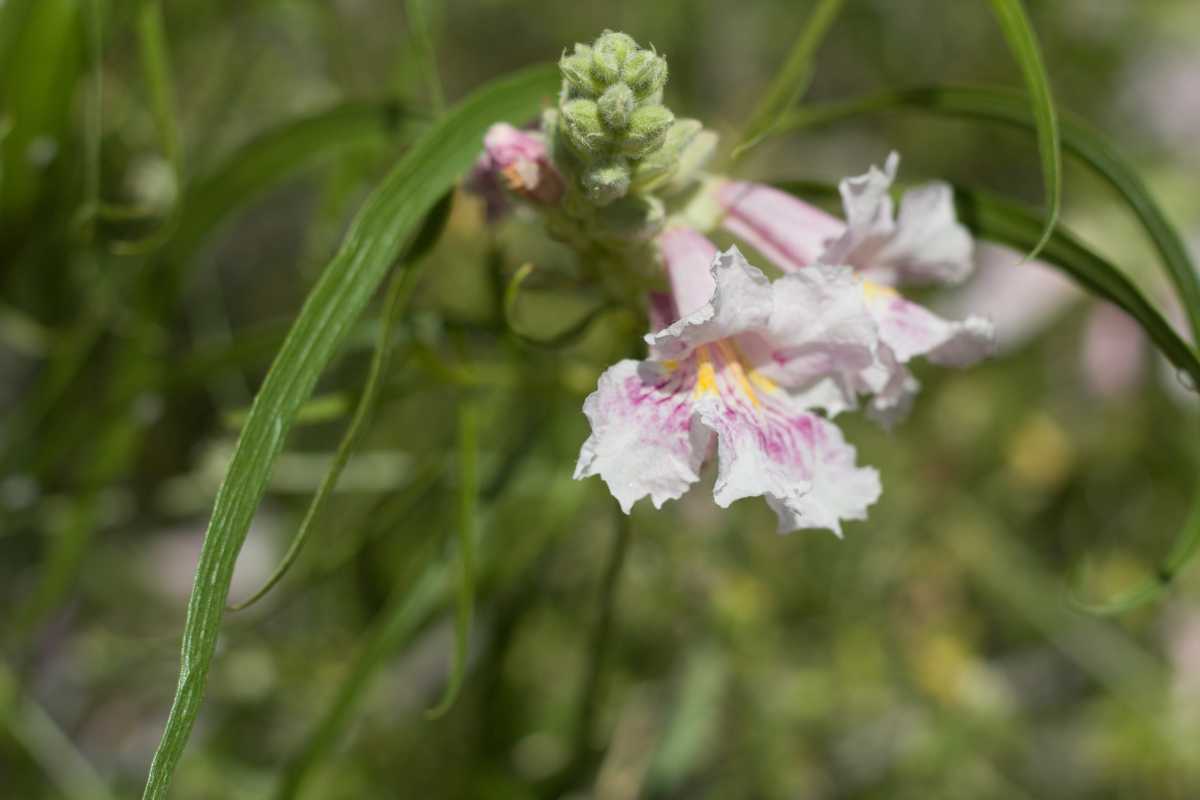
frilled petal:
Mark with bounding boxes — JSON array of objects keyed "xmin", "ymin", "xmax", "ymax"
[
  {"xmin": 820, "ymin": 153, "xmax": 974, "ymax": 286},
  {"xmin": 714, "ymin": 180, "xmax": 845, "ymax": 272},
  {"xmin": 744, "ymin": 263, "xmax": 878, "ymax": 390},
  {"xmin": 688, "ymin": 343, "xmax": 879, "ymax": 535},
  {"xmin": 574, "ymin": 359, "xmax": 706, "ymax": 513},
  {"xmin": 866, "ymin": 284, "xmax": 994, "ymax": 366},
  {"xmin": 649, "ymin": 238, "xmax": 773, "ymax": 359}
]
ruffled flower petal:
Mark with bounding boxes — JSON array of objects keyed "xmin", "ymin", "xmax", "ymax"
[
  {"xmin": 820, "ymin": 153, "xmax": 974, "ymax": 287},
  {"xmin": 649, "ymin": 237, "xmax": 773, "ymax": 359},
  {"xmin": 714, "ymin": 180, "xmax": 845, "ymax": 271},
  {"xmin": 748, "ymin": 263, "xmax": 878, "ymax": 390},
  {"xmin": 866, "ymin": 285, "xmax": 994, "ymax": 366},
  {"xmin": 688, "ymin": 344, "xmax": 879, "ymax": 535},
  {"xmin": 574, "ymin": 359, "xmax": 706, "ymax": 513}
]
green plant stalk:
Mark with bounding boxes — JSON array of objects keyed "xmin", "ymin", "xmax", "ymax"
[{"xmin": 425, "ymin": 396, "xmax": 481, "ymax": 719}]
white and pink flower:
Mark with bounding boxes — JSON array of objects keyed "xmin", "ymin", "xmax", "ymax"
[
  {"xmin": 574, "ymin": 228, "xmax": 882, "ymax": 534},
  {"xmin": 712, "ymin": 154, "xmax": 995, "ymax": 424}
]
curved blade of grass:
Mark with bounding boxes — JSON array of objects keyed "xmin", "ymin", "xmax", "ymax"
[
  {"xmin": 778, "ymin": 85, "xmax": 1200, "ymax": 343},
  {"xmin": 985, "ymin": 0, "xmax": 1061, "ymax": 259},
  {"xmin": 731, "ymin": 0, "xmax": 844, "ymax": 160},
  {"xmin": 934, "ymin": 187, "xmax": 1200, "ymax": 609},
  {"xmin": 503, "ymin": 262, "xmax": 618, "ymax": 349},
  {"xmin": 140, "ymin": 63, "xmax": 558, "ymax": 800},
  {"xmin": 425, "ymin": 395, "xmax": 481, "ymax": 719},
  {"xmin": 228, "ymin": 190, "xmax": 451, "ymax": 611},
  {"xmin": 406, "ymin": 0, "xmax": 444, "ymax": 113},
  {"xmin": 779, "ymin": 181, "xmax": 1200, "ymax": 610}
]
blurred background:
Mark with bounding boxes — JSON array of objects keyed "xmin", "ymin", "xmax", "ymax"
[{"xmin": 2, "ymin": 0, "xmax": 1200, "ymax": 797}]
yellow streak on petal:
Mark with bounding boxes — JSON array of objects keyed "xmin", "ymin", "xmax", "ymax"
[
  {"xmin": 862, "ymin": 280, "xmax": 900, "ymax": 303},
  {"xmin": 715, "ymin": 340, "xmax": 761, "ymax": 408},
  {"xmin": 662, "ymin": 359, "xmax": 679, "ymax": 372},
  {"xmin": 694, "ymin": 347, "xmax": 719, "ymax": 398}
]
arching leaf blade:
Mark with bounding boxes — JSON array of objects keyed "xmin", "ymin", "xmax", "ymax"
[{"xmin": 140, "ymin": 63, "xmax": 558, "ymax": 800}]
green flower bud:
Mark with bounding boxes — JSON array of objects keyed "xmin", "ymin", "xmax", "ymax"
[
  {"xmin": 582, "ymin": 156, "xmax": 631, "ymax": 205},
  {"xmin": 560, "ymin": 51, "xmax": 600, "ymax": 98},
  {"xmin": 621, "ymin": 104, "xmax": 674, "ymax": 158},
  {"xmin": 591, "ymin": 46, "xmax": 621, "ymax": 85},
  {"xmin": 560, "ymin": 98, "xmax": 606, "ymax": 155},
  {"xmin": 621, "ymin": 50, "xmax": 668, "ymax": 100},
  {"xmin": 597, "ymin": 83, "xmax": 635, "ymax": 131},
  {"xmin": 631, "ymin": 118, "xmax": 700, "ymax": 190},
  {"xmin": 594, "ymin": 30, "xmax": 637, "ymax": 66}
]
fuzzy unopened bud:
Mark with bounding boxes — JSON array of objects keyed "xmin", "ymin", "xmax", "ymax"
[
  {"xmin": 621, "ymin": 50, "xmax": 668, "ymax": 100},
  {"xmin": 582, "ymin": 157, "xmax": 631, "ymax": 205},
  {"xmin": 598, "ymin": 83, "xmax": 635, "ymax": 131},
  {"xmin": 621, "ymin": 104, "xmax": 674, "ymax": 157},
  {"xmin": 560, "ymin": 52, "xmax": 599, "ymax": 98},
  {"xmin": 561, "ymin": 98, "xmax": 605, "ymax": 155}
]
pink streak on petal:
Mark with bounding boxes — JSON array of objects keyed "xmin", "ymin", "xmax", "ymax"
[
  {"xmin": 717, "ymin": 181, "xmax": 845, "ymax": 272},
  {"xmin": 660, "ymin": 227, "xmax": 719, "ymax": 317}
]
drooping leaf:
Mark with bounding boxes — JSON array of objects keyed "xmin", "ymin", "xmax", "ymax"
[
  {"xmin": 140, "ymin": 63, "xmax": 558, "ymax": 800},
  {"xmin": 779, "ymin": 181, "xmax": 1200, "ymax": 611},
  {"xmin": 779, "ymin": 85, "xmax": 1200, "ymax": 343},
  {"xmin": 984, "ymin": 0, "xmax": 1062, "ymax": 259}
]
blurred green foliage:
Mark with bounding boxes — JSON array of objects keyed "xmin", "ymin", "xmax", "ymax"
[{"xmin": 2, "ymin": 1, "xmax": 1199, "ymax": 798}]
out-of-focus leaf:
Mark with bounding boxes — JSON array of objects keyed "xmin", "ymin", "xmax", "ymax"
[
  {"xmin": 406, "ymin": 0, "xmax": 444, "ymax": 113},
  {"xmin": 779, "ymin": 85, "xmax": 1200, "ymax": 343},
  {"xmin": 731, "ymin": 0, "xmax": 844, "ymax": 160},
  {"xmin": 0, "ymin": 0, "xmax": 82, "ymax": 224},
  {"xmin": 140, "ymin": 63, "xmax": 558, "ymax": 800},
  {"xmin": 424, "ymin": 395, "xmax": 481, "ymax": 719},
  {"xmin": 985, "ymin": 0, "xmax": 1061, "ymax": 259},
  {"xmin": 169, "ymin": 101, "xmax": 428, "ymax": 261}
]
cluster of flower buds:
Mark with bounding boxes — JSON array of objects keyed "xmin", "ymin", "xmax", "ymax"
[{"xmin": 550, "ymin": 31, "xmax": 713, "ymax": 208}]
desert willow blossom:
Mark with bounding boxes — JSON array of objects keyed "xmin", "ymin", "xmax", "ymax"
[{"xmin": 467, "ymin": 30, "xmax": 995, "ymax": 535}]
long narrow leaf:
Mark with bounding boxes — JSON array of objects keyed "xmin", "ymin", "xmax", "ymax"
[
  {"xmin": 140, "ymin": 63, "xmax": 558, "ymax": 800},
  {"xmin": 779, "ymin": 181, "xmax": 1200, "ymax": 610},
  {"xmin": 731, "ymin": 0, "xmax": 844, "ymax": 160},
  {"xmin": 779, "ymin": 85, "xmax": 1200, "ymax": 343},
  {"xmin": 985, "ymin": 0, "xmax": 1061, "ymax": 259}
]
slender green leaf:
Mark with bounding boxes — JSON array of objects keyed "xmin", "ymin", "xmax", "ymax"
[
  {"xmin": 780, "ymin": 181, "xmax": 1200, "ymax": 610},
  {"xmin": 140, "ymin": 63, "xmax": 558, "ymax": 800},
  {"xmin": 985, "ymin": 0, "xmax": 1061, "ymax": 259},
  {"xmin": 406, "ymin": 0, "xmax": 445, "ymax": 114},
  {"xmin": 425, "ymin": 395, "xmax": 481, "ymax": 719},
  {"xmin": 732, "ymin": 0, "xmax": 844, "ymax": 160},
  {"xmin": 779, "ymin": 85, "xmax": 1200, "ymax": 343}
]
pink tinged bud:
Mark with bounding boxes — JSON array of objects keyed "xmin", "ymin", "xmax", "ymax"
[
  {"xmin": 715, "ymin": 181, "xmax": 845, "ymax": 272},
  {"xmin": 474, "ymin": 123, "xmax": 564, "ymax": 211},
  {"xmin": 1082, "ymin": 303, "xmax": 1146, "ymax": 398}
]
